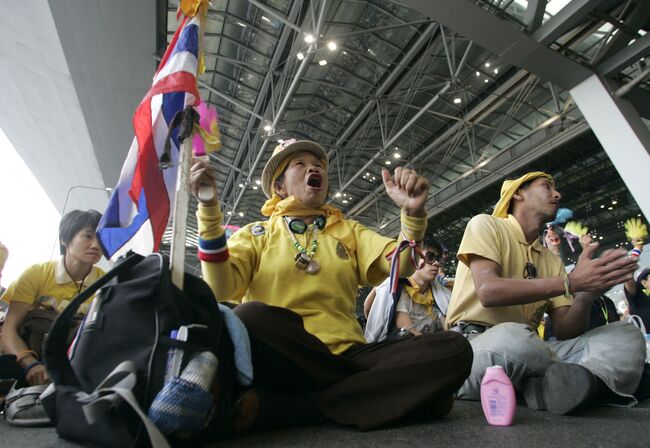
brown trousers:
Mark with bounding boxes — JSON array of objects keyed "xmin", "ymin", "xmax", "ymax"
[{"xmin": 234, "ymin": 302, "xmax": 473, "ymax": 430}]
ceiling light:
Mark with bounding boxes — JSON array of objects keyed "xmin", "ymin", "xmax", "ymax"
[
  {"xmin": 608, "ymin": 206, "xmax": 613, "ymax": 210},
  {"xmin": 235, "ymin": 21, "xmax": 247, "ymax": 28},
  {"xmin": 264, "ymin": 124, "xmax": 272, "ymax": 132},
  {"xmin": 304, "ymin": 34, "xmax": 315, "ymax": 44},
  {"xmin": 335, "ymin": 192, "xmax": 342, "ymax": 198},
  {"xmin": 475, "ymin": 71, "xmax": 480, "ymax": 77},
  {"xmin": 393, "ymin": 152, "xmax": 401, "ymax": 159},
  {"xmin": 599, "ymin": 236, "xmax": 603, "ymax": 240},
  {"xmin": 600, "ymin": 204, "xmax": 605, "ymax": 208},
  {"xmin": 297, "ymin": 52, "xmax": 305, "ymax": 60},
  {"xmin": 494, "ymin": 68, "xmax": 499, "ymax": 74},
  {"xmin": 484, "ymin": 79, "xmax": 489, "ymax": 83},
  {"xmin": 327, "ymin": 41, "xmax": 337, "ymax": 51},
  {"xmin": 227, "ymin": 211, "xmax": 233, "ymax": 215},
  {"xmin": 318, "ymin": 59, "xmax": 327, "ymax": 66},
  {"xmin": 385, "ymin": 160, "xmax": 392, "ymax": 165},
  {"xmin": 261, "ymin": 16, "xmax": 271, "ymax": 23},
  {"xmin": 485, "ymin": 62, "xmax": 491, "ymax": 68},
  {"xmin": 252, "ymin": 186, "xmax": 258, "ymax": 190},
  {"xmin": 238, "ymin": 212, "xmax": 244, "ymax": 217},
  {"xmin": 238, "ymin": 183, "xmax": 244, "ymax": 188},
  {"xmin": 255, "ymin": 179, "xmax": 261, "ymax": 185},
  {"xmin": 342, "ymin": 199, "xmax": 349, "ymax": 204},
  {"xmin": 453, "ymin": 98, "xmax": 461, "ymax": 104},
  {"xmin": 342, "ymin": 50, "xmax": 348, "ymax": 55},
  {"xmin": 611, "ymin": 200, "xmax": 617, "ymax": 205}
]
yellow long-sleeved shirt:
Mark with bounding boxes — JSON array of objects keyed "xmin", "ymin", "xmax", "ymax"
[{"xmin": 197, "ymin": 203, "xmax": 427, "ymax": 354}]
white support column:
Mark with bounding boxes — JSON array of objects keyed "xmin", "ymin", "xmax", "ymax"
[{"xmin": 570, "ymin": 74, "xmax": 650, "ymax": 219}]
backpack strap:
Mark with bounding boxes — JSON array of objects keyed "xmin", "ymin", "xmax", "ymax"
[
  {"xmin": 76, "ymin": 360, "xmax": 170, "ymax": 448},
  {"xmin": 43, "ymin": 252, "xmax": 144, "ymax": 386}
]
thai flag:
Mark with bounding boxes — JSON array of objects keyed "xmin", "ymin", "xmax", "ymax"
[{"xmin": 97, "ymin": 15, "xmax": 201, "ymax": 261}]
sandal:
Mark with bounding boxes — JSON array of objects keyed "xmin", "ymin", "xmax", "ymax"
[{"xmin": 4, "ymin": 383, "xmax": 51, "ymax": 427}]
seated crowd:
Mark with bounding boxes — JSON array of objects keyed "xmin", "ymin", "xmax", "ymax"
[{"xmin": 0, "ymin": 140, "xmax": 648, "ymax": 437}]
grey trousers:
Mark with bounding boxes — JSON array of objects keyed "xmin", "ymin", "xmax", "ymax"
[{"xmin": 457, "ymin": 321, "xmax": 646, "ymax": 404}]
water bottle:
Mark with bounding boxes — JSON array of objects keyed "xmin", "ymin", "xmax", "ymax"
[{"xmin": 480, "ymin": 365, "xmax": 516, "ymax": 426}]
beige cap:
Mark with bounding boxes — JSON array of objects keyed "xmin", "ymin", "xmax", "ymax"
[{"xmin": 261, "ymin": 139, "xmax": 327, "ymax": 198}]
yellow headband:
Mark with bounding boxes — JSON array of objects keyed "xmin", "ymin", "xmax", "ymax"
[{"xmin": 492, "ymin": 171, "xmax": 553, "ymax": 218}]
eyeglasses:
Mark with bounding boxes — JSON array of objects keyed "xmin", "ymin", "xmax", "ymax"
[
  {"xmin": 421, "ymin": 251, "xmax": 444, "ymax": 265},
  {"xmin": 524, "ymin": 262, "xmax": 537, "ymax": 279}
]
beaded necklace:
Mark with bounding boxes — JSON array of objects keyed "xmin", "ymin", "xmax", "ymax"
[{"xmin": 284, "ymin": 217, "xmax": 320, "ymax": 274}]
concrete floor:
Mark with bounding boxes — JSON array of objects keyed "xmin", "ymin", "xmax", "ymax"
[{"xmin": 2, "ymin": 400, "xmax": 649, "ymax": 448}]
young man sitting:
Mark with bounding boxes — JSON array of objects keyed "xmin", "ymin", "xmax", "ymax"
[
  {"xmin": 364, "ymin": 237, "xmax": 451, "ymax": 342},
  {"xmin": 446, "ymin": 171, "xmax": 646, "ymax": 414}
]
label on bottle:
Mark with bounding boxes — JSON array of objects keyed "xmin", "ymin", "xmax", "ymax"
[{"xmin": 487, "ymin": 388, "xmax": 506, "ymax": 417}]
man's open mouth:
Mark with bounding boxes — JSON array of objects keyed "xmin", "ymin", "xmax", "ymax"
[{"xmin": 307, "ymin": 174, "xmax": 322, "ymax": 188}]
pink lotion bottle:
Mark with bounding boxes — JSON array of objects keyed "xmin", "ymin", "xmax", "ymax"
[{"xmin": 480, "ymin": 365, "xmax": 516, "ymax": 426}]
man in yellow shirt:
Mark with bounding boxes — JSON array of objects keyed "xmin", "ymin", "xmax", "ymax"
[
  {"xmin": 1, "ymin": 210, "xmax": 104, "ymax": 385},
  {"xmin": 190, "ymin": 139, "xmax": 472, "ymax": 434},
  {"xmin": 446, "ymin": 172, "xmax": 644, "ymax": 414}
]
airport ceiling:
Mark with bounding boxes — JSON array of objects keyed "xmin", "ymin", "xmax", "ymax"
[{"xmin": 157, "ymin": 0, "xmax": 649, "ymax": 275}]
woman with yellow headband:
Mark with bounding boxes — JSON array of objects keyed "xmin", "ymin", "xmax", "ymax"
[{"xmin": 189, "ymin": 139, "xmax": 472, "ymax": 435}]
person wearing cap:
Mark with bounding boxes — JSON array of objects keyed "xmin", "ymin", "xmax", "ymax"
[
  {"xmin": 624, "ymin": 266, "xmax": 650, "ymax": 330},
  {"xmin": 446, "ymin": 172, "xmax": 646, "ymax": 414},
  {"xmin": 189, "ymin": 139, "xmax": 472, "ymax": 434}
]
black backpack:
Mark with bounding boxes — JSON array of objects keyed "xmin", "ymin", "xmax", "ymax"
[{"xmin": 42, "ymin": 252, "xmax": 235, "ymax": 447}]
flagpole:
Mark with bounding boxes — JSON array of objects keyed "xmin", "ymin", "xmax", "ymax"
[{"xmin": 169, "ymin": 138, "xmax": 193, "ymax": 290}]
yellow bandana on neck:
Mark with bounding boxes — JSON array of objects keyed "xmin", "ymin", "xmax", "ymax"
[
  {"xmin": 261, "ymin": 195, "xmax": 356, "ymax": 256},
  {"xmin": 492, "ymin": 171, "xmax": 553, "ymax": 218},
  {"xmin": 404, "ymin": 277, "xmax": 434, "ymax": 316}
]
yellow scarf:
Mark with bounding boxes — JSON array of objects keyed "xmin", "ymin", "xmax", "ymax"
[
  {"xmin": 492, "ymin": 171, "xmax": 553, "ymax": 218},
  {"xmin": 261, "ymin": 195, "xmax": 356, "ymax": 254},
  {"xmin": 404, "ymin": 277, "xmax": 434, "ymax": 316}
]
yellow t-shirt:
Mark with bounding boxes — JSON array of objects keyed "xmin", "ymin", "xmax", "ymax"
[
  {"xmin": 3, "ymin": 258, "xmax": 104, "ymax": 310},
  {"xmin": 198, "ymin": 205, "xmax": 427, "ymax": 354},
  {"xmin": 446, "ymin": 214, "xmax": 572, "ymax": 330}
]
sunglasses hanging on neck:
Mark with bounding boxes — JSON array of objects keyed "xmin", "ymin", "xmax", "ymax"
[
  {"xmin": 524, "ymin": 262, "xmax": 538, "ymax": 279},
  {"xmin": 287, "ymin": 215, "xmax": 326, "ymax": 234}
]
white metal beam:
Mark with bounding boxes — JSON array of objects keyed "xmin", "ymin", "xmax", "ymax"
[{"xmin": 570, "ymin": 74, "xmax": 650, "ymax": 219}]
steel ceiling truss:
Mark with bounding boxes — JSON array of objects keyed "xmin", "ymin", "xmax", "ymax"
[{"xmin": 161, "ymin": 0, "xmax": 646, "ymax": 275}]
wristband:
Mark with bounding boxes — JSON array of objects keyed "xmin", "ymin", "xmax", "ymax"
[
  {"xmin": 630, "ymin": 248, "xmax": 641, "ymax": 258},
  {"xmin": 23, "ymin": 361, "xmax": 44, "ymax": 375}
]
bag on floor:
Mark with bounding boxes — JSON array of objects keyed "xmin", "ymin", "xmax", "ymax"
[{"xmin": 41, "ymin": 252, "xmax": 236, "ymax": 448}]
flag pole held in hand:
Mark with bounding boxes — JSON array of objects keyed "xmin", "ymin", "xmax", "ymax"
[{"xmin": 163, "ymin": 107, "xmax": 200, "ymax": 290}]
